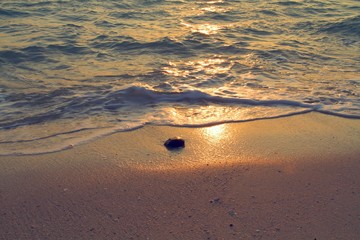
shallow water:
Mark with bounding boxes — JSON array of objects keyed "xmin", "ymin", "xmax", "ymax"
[{"xmin": 0, "ymin": 0, "xmax": 359, "ymax": 155}]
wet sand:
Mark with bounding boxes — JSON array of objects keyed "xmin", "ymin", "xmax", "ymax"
[{"xmin": 1, "ymin": 112, "xmax": 360, "ymax": 239}]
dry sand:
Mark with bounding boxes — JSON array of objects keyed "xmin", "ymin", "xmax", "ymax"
[{"xmin": 0, "ymin": 112, "xmax": 360, "ymax": 239}]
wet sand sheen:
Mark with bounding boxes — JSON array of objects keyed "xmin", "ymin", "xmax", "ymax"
[{"xmin": 0, "ymin": 113, "xmax": 360, "ymax": 239}]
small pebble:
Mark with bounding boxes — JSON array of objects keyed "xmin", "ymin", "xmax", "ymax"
[
  {"xmin": 210, "ymin": 198, "xmax": 221, "ymax": 204},
  {"xmin": 164, "ymin": 137, "xmax": 185, "ymax": 149}
]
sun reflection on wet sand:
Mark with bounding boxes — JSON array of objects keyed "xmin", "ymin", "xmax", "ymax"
[{"xmin": 202, "ymin": 124, "xmax": 228, "ymax": 143}]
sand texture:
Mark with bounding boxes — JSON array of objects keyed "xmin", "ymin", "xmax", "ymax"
[{"xmin": 0, "ymin": 113, "xmax": 360, "ymax": 239}]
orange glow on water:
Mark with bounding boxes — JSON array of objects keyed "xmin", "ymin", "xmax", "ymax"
[
  {"xmin": 162, "ymin": 58, "xmax": 233, "ymax": 78},
  {"xmin": 181, "ymin": 21, "xmax": 222, "ymax": 35}
]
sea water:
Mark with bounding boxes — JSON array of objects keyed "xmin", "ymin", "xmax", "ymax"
[{"xmin": 0, "ymin": 0, "xmax": 359, "ymax": 155}]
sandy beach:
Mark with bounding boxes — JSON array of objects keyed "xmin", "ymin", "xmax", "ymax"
[{"xmin": 1, "ymin": 112, "xmax": 360, "ymax": 239}]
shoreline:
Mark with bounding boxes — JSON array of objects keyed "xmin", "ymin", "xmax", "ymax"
[
  {"xmin": 1, "ymin": 110, "xmax": 359, "ymax": 157},
  {"xmin": 1, "ymin": 112, "xmax": 360, "ymax": 239}
]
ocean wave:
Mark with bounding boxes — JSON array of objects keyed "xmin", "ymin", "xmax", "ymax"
[
  {"xmin": 0, "ymin": 50, "xmax": 31, "ymax": 64},
  {"xmin": 258, "ymin": 10, "xmax": 278, "ymax": 16},
  {"xmin": 90, "ymin": 33, "xmax": 253, "ymax": 56},
  {"xmin": 47, "ymin": 44, "xmax": 93, "ymax": 55},
  {"xmin": 0, "ymin": 8, "xmax": 30, "ymax": 17},
  {"xmin": 275, "ymin": 1, "xmax": 303, "ymax": 6},
  {"xmin": 3, "ymin": 84, "xmax": 358, "ymax": 132},
  {"xmin": 0, "ymin": 42, "xmax": 95, "ymax": 65},
  {"xmin": 318, "ymin": 15, "xmax": 360, "ymax": 37},
  {"xmin": 184, "ymin": 11, "xmax": 236, "ymax": 22},
  {"xmin": 257, "ymin": 48, "xmax": 333, "ymax": 62},
  {"xmin": 90, "ymin": 36, "xmax": 190, "ymax": 55},
  {"xmin": 10, "ymin": 1, "xmax": 54, "ymax": 8}
]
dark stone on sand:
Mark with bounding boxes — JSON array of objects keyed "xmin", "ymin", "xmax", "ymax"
[
  {"xmin": 164, "ymin": 137, "xmax": 185, "ymax": 149},
  {"xmin": 210, "ymin": 198, "xmax": 221, "ymax": 204}
]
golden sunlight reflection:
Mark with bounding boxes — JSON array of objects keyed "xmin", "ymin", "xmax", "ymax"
[
  {"xmin": 181, "ymin": 21, "xmax": 222, "ymax": 35},
  {"xmin": 197, "ymin": 24, "xmax": 221, "ymax": 35},
  {"xmin": 203, "ymin": 124, "xmax": 228, "ymax": 143},
  {"xmin": 166, "ymin": 106, "xmax": 240, "ymax": 126},
  {"xmin": 201, "ymin": 6, "xmax": 226, "ymax": 13},
  {"xmin": 162, "ymin": 58, "xmax": 233, "ymax": 78},
  {"xmin": 204, "ymin": 0, "xmax": 225, "ymax": 4}
]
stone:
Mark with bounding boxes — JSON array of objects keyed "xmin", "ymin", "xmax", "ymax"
[
  {"xmin": 210, "ymin": 198, "xmax": 221, "ymax": 204},
  {"xmin": 164, "ymin": 137, "xmax": 185, "ymax": 149}
]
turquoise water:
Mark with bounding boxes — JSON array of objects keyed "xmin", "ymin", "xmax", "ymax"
[{"xmin": 0, "ymin": 0, "xmax": 359, "ymax": 155}]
